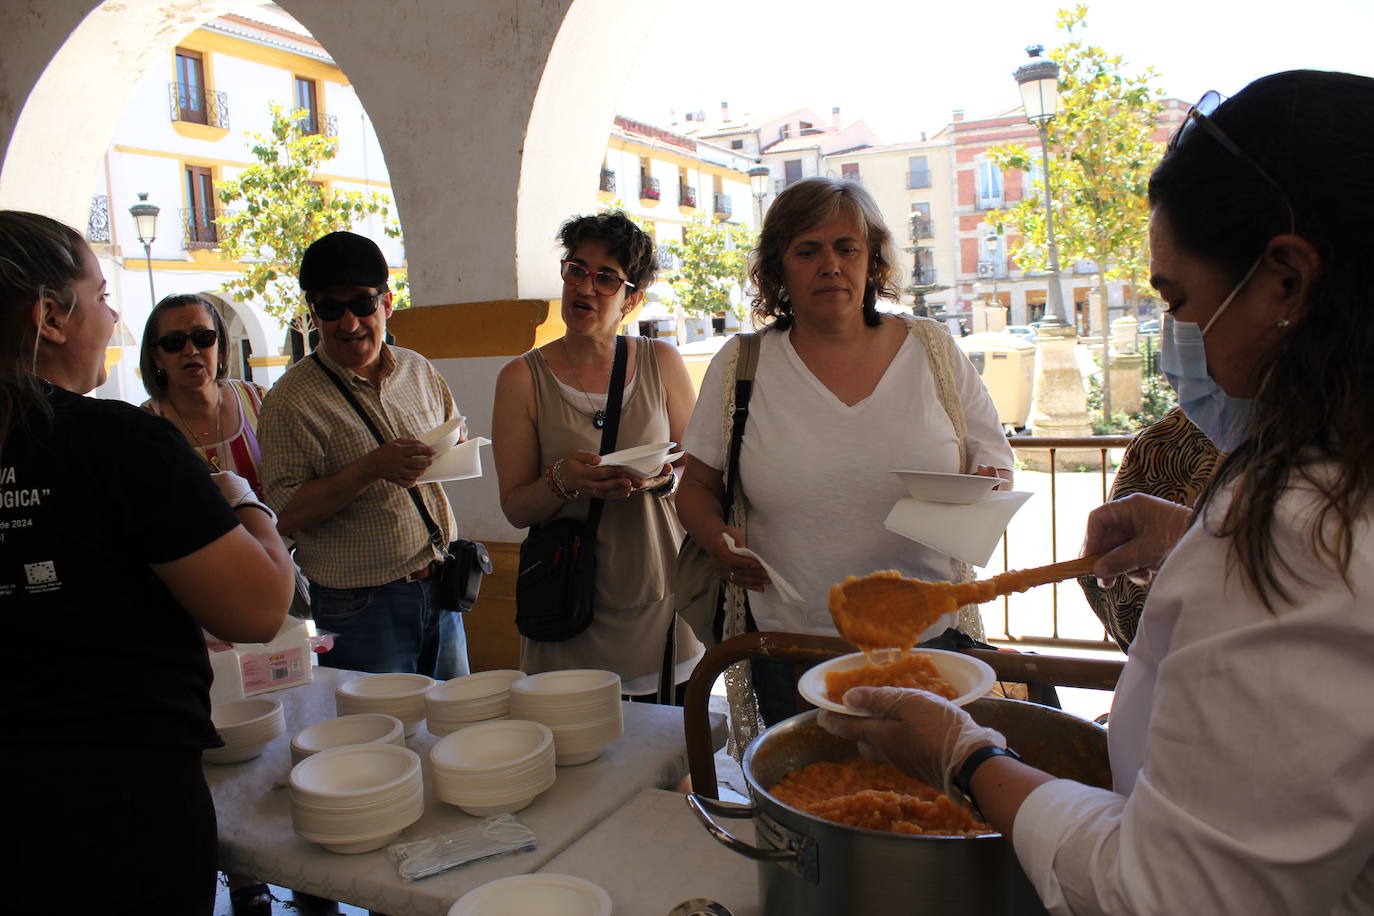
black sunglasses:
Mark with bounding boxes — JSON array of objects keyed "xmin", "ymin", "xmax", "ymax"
[
  {"xmin": 1169, "ymin": 90, "xmax": 1295, "ymax": 231},
  {"xmin": 310, "ymin": 290, "xmax": 386, "ymax": 322},
  {"xmin": 155, "ymin": 328, "xmax": 218, "ymax": 353}
]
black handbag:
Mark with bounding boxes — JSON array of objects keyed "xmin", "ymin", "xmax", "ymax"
[
  {"xmin": 514, "ymin": 336, "xmax": 627, "ymax": 642},
  {"xmin": 310, "ymin": 354, "xmax": 490, "ymax": 612}
]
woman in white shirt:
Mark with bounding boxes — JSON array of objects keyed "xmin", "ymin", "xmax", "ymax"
[
  {"xmin": 677, "ymin": 177, "xmax": 1012, "ymax": 726},
  {"xmin": 822, "ymin": 70, "xmax": 1374, "ymax": 915}
]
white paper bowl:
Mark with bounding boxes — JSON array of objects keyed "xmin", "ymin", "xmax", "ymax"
[
  {"xmin": 336, "ymin": 674, "xmax": 434, "ymax": 731},
  {"xmin": 599, "ymin": 441, "xmax": 675, "ymax": 477},
  {"xmin": 290, "ymin": 714, "xmax": 405, "ymax": 765},
  {"xmin": 204, "ymin": 697, "xmax": 285, "ymax": 763},
  {"xmin": 418, "ymin": 436, "xmax": 491, "ymax": 483},
  {"xmin": 289, "ymin": 744, "xmax": 422, "ymax": 802},
  {"xmin": 510, "ymin": 670, "xmax": 621, "ymax": 708},
  {"xmin": 891, "ymin": 469, "xmax": 1001, "ymax": 504},
  {"xmin": 419, "ymin": 414, "xmax": 465, "ymax": 452},
  {"xmin": 797, "ymin": 648, "xmax": 996, "ymax": 716},
  {"xmin": 430, "ymin": 719, "xmax": 553, "ymax": 773},
  {"xmin": 449, "ymin": 874, "xmax": 612, "ymax": 916}
]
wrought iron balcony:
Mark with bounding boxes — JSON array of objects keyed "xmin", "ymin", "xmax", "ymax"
[
  {"xmin": 599, "ymin": 169, "xmax": 616, "ymax": 194},
  {"xmin": 680, "ymin": 185, "xmax": 697, "ymax": 208},
  {"xmin": 640, "ymin": 176, "xmax": 661, "ymax": 201},
  {"xmin": 656, "ymin": 244, "xmax": 678, "ymax": 270},
  {"xmin": 87, "ymin": 195, "xmax": 110, "ymax": 243},
  {"xmin": 168, "ymin": 83, "xmax": 229, "ymax": 129},
  {"xmin": 713, "ymin": 194, "xmax": 732, "ymax": 218},
  {"xmin": 296, "ymin": 111, "xmax": 338, "ymax": 137},
  {"xmin": 906, "ymin": 170, "xmax": 931, "ymax": 190},
  {"xmin": 180, "ymin": 207, "xmax": 222, "ymax": 249}
]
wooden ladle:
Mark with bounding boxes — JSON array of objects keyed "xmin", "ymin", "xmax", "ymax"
[{"xmin": 828, "ymin": 555, "xmax": 1103, "ymax": 652}]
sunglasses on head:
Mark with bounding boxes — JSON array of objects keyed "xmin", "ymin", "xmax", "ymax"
[
  {"xmin": 309, "ymin": 290, "xmax": 386, "ymax": 322},
  {"xmin": 155, "ymin": 328, "xmax": 218, "ymax": 353}
]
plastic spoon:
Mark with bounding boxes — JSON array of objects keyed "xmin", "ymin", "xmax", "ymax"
[{"xmin": 828, "ymin": 555, "xmax": 1103, "ymax": 652}]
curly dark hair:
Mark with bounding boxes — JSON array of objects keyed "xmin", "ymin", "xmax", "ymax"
[
  {"xmin": 139, "ymin": 293, "xmax": 230, "ymax": 399},
  {"xmin": 557, "ymin": 212, "xmax": 657, "ymax": 291},
  {"xmin": 1149, "ymin": 70, "xmax": 1374, "ymax": 608},
  {"xmin": 747, "ymin": 177, "xmax": 900, "ymax": 330}
]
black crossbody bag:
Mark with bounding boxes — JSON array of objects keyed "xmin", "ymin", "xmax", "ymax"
[
  {"xmin": 514, "ymin": 336, "xmax": 627, "ymax": 642},
  {"xmin": 310, "ymin": 354, "xmax": 492, "ymax": 612}
]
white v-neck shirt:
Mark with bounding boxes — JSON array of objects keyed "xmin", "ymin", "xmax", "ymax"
[{"xmin": 682, "ymin": 325, "xmax": 1012, "ymax": 636}]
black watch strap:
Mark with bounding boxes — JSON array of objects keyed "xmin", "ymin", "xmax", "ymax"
[{"xmin": 953, "ymin": 744, "xmax": 1022, "ymax": 805}]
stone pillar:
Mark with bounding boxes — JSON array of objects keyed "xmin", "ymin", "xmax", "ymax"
[
  {"xmin": 985, "ymin": 303, "xmax": 1007, "ymax": 332},
  {"xmin": 1110, "ymin": 351, "xmax": 1144, "ymax": 416},
  {"xmin": 1112, "ymin": 314, "xmax": 1139, "ymax": 354},
  {"xmin": 1020, "ymin": 322, "xmax": 1098, "ymax": 470}
]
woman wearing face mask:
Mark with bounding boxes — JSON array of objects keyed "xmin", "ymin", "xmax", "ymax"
[
  {"xmin": 820, "ymin": 71, "xmax": 1374, "ymax": 915},
  {"xmin": 0, "ymin": 212, "xmax": 294, "ymax": 913}
]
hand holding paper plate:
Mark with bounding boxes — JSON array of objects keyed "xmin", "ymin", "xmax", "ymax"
[
  {"xmin": 418, "ymin": 414, "xmax": 466, "ymax": 452},
  {"xmin": 415, "ymin": 415, "xmax": 489, "ymax": 484},
  {"xmin": 886, "ymin": 469, "xmax": 1031, "ymax": 567},
  {"xmin": 722, "ymin": 532, "xmax": 804, "ymax": 605},
  {"xmin": 598, "ymin": 441, "xmax": 679, "ymax": 477}
]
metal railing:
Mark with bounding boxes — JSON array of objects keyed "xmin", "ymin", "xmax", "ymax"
[
  {"xmin": 296, "ymin": 111, "xmax": 338, "ymax": 137},
  {"xmin": 639, "ymin": 176, "xmax": 660, "ymax": 201},
  {"xmin": 168, "ymin": 83, "xmax": 229, "ymax": 129},
  {"xmin": 713, "ymin": 194, "xmax": 732, "ymax": 218},
  {"xmin": 180, "ymin": 206, "xmax": 222, "ymax": 249},
  {"xmin": 679, "ymin": 185, "xmax": 697, "ymax": 208},
  {"xmin": 656, "ymin": 244, "xmax": 678, "ymax": 270},
  {"xmin": 988, "ymin": 435, "xmax": 1135, "ymax": 651},
  {"xmin": 599, "ymin": 169, "xmax": 616, "ymax": 194},
  {"xmin": 87, "ymin": 195, "xmax": 110, "ymax": 243}
]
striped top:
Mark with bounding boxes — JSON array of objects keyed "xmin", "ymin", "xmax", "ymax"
[
  {"xmin": 142, "ymin": 379, "xmax": 267, "ymax": 496},
  {"xmin": 257, "ymin": 344, "xmax": 459, "ymax": 589}
]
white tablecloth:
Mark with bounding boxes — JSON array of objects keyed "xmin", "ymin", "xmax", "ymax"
[
  {"xmin": 205, "ymin": 668, "xmax": 726, "ymax": 916},
  {"xmin": 540, "ymin": 788, "xmax": 761, "ymax": 916}
]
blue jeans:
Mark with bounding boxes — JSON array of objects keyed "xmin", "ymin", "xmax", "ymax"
[{"xmin": 310, "ymin": 577, "xmax": 469, "ymax": 679}]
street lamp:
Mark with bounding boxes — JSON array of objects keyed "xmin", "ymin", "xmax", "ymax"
[
  {"xmin": 984, "ymin": 231, "xmax": 1002, "ymax": 311},
  {"xmin": 747, "ymin": 160, "xmax": 770, "ymax": 228},
  {"xmin": 129, "ymin": 192, "xmax": 160, "ymax": 306},
  {"xmin": 1013, "ymin": 45, "xmax": 1067, "ymax": 328}
]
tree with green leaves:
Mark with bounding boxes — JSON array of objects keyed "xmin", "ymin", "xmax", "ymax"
[
  {"xmin": 215, "ymin": 102, "xmax": 407, "ymax": 342},
  {"xmin": 987, "ymin": 4, "xmax": 1165, "ymax": 422},
  {"xmin": 664, "ymin": 214, "xmax": 756, "ymax": 320}
]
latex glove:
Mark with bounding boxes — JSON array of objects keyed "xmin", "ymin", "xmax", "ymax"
[
  {"xmin": 1083, "ymin": 492, "xmax": 1194, "ymax": 587},
  {"xmin": 817, "ymin": 686, "xmax": 1006, "ymax": 801},
  {"xmin": 211, "ymin": 471, "xmax": 276, "ymax": 522}
]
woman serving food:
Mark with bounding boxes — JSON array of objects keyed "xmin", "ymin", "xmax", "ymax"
[{"xmin": 822, "ymin": 70, "xmax": 1374, "ymax": 914}]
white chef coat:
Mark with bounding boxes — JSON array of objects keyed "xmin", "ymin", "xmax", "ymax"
[{"xmin": 1013, "ymin": 473, "xmax": 1374, "ymax": 915}]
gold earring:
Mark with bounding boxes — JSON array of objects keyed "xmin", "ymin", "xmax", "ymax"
[{"xmin": 1277, "ymin": 316, "xmax": 1291, "ymax": 329}]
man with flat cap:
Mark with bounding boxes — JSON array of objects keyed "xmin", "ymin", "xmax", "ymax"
[{"xmin": 258, "ymin": 230, "xmax": 469, "ymax": 678}]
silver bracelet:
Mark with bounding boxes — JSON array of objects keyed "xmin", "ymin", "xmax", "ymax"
[
  {"xmin": 651, "ymin": 472, "xmax": 679, "ymax": 498},
  {"xmin": 551, "ymin": 458, "xmax": 580, "ymax": 501}
]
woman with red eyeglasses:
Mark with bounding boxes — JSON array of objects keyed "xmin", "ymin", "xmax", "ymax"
[
  {"xmin": 140, "ymin": 293, "xmax": 268, "ymax": 496},
  {"xmin": 822, "ymin": 70, "xmax": 1374, "ymax": 915}
]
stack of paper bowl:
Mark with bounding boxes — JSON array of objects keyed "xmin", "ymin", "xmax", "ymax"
[
  {"xmin": 204, "ymin": 696, "xmax": 286, "ymax": 764},
  {"xmin": 429, "ymin": 719, "xmax": 556, "ymax": 816},
  {"xmin": 289, "ymin": 744, "xmax": 423, "ymax": 854},
  {"xmin": 335, "ymin": 673, "xmax": 435, "ymax": 736},
  {"xmin": 425, "ymin": 669, "xmax": 526, "ymax": 737},
  {"xmin": 509, "ymin": 670, "xmax": 624, "ymax": 766},
  {"xmin": 290, "ymin": 713, "xmax": 406, "ymax": 766}
]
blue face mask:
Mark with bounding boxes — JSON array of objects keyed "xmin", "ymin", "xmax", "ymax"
[{"xmin": 1158, "ymin": 258, "xmax": 1262, "ymax": 453}]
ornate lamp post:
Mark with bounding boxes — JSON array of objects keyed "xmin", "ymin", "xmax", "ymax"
[
  {"xmin": 1014, "ymin": 45, "xmax": 1067, "ymax": 328},
  {"xmin": 129, "ymin": 192, "xmax": 160, "ymax": 306},
  {"xmin": 748, "ymin": 160, "xmax": 770, "ymax": 228},
  {"xmin": 1012, "ymin": 46, "xmax": 1093, "ymax": 460}
]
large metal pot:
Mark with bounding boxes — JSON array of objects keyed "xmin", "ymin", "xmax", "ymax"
[{"xmin": 688, "ymin": 697, "xmax": 1110, "ymax": 916}]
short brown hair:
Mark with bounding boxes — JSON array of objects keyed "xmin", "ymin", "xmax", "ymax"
[
  {"xmin": 139, "ymin": 293, "xmax": 230, "ymax": 398},
  {"xmin": 557, "ymin": 212, "xmax": 658, "ymax": 290},
  {"xmin": 748, "ymin": 177, "xmax": 900, "ymax": 329}
]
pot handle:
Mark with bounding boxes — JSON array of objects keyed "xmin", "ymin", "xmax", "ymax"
[{"xmin": 686, "ymin": 793, "xmax": 798, "ymax": 864}]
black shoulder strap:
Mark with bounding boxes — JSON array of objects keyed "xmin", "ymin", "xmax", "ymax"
[
  {"xmin": 585, "ymin": 335, "xmax": 628, "ymax": 539},
  {"xmin": 722, "ymin": 333, "xmax": 759, "ymax": 516},
  {"xmin": 310, "ymin": 353, "xmax": 447, "ymax": 550}
]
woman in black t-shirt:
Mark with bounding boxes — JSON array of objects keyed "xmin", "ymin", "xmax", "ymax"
[{"xmin": 0, "ymin": 211, "xmax": 296, "ymax": 915}]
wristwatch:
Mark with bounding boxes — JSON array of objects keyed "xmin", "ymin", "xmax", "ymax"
[
  {"xmin": 651, "ymin": 472, "xmax": 680, "ymax": 498},
  {"xmin": 952, "ymin": 744, "xmax": 1022, "ymax": 813}
]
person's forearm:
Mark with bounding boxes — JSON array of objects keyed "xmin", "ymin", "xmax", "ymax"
[
  {"xmin": 502, "ymin": 467, "xmax": 573, "ymax": 529},
  {"xmin": 967, "ymin": 756, "xmax": 1056, "ymax": 839},
  {"xmin": 275, "ymin": 457, "xmax": 379, "ymax": 536},
  {"xmin": 675, "ymin": 477, "xmax": 727, "ymax": 546}
]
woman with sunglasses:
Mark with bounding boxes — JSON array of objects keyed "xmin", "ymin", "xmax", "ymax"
[
  {"xmin": 821, "ymin": 70, "xmax": 1374, "ymax": 915},
  {"xmin": 140, "ymin": 293, "xmax": 268, "ymax": 497},
  {"xmin": 492, "ymin": 211, "xmax": 702, "ymax": 698},
  {"xmin": 0, "ymin": 212, "xmax": 294, "ymax": 913}
]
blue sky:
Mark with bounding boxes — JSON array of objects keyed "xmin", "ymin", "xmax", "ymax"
[{"xmin": 619, "ymin": 0, "xmax": 1373, "ymax": 143}]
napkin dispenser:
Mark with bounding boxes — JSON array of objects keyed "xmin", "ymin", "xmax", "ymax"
[{"xmin": 206, "ymin": 618, "xmax": 319, "ymax": 699}]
